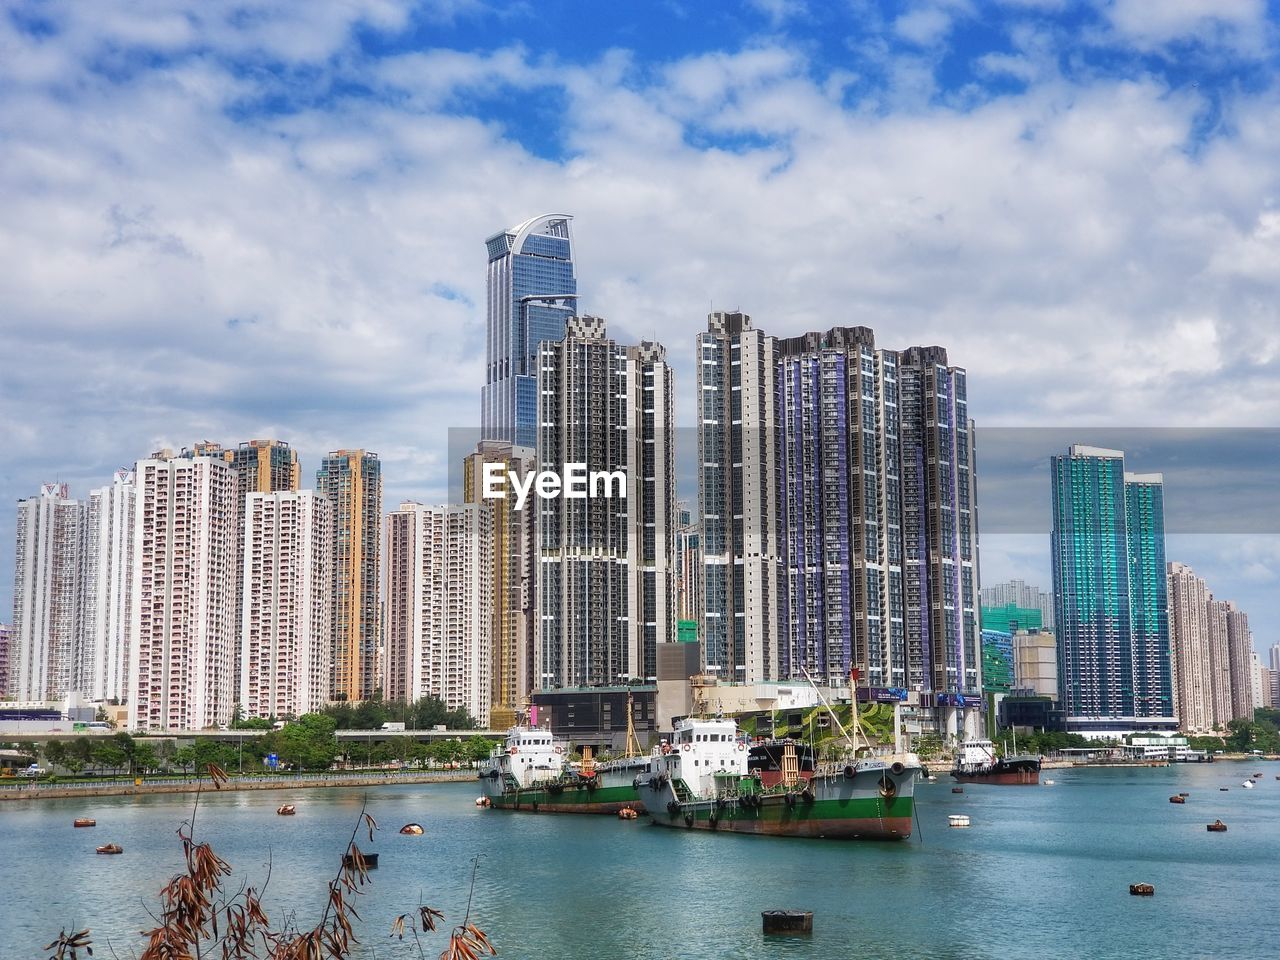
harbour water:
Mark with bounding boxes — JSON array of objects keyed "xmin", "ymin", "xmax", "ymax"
[{"xmin": 2, "ymin": 762, "xmax": 1278, "ymax": 959}]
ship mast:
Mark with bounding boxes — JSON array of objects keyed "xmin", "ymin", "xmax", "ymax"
[
  {"xmin": 623, "ymin": 690, "xmax": 641, "ymax": 759},
  {"xmin": 799, "ymin": 666, "xmax": 865, "ymax": 755}
]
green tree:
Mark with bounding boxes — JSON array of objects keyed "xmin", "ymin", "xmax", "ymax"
[
  {"xmin": 112, "ymin": 732, "xmax": 137, "ymax": 772},
  {"xmin": 71, "ymin": 736, "xmax": 95, "ymax": 771},
  {"xmin": 353, "ymin": 695, "xmax": 390, "ymax": 731},
  {"xmin": 1226, "ymin": 719, "xmax": 1255, "ymax": 752},
  {"xmin": 233, "ymin": 715, "xmax": 275, "ymax": 731},
  {"xmin": 173, "ymin": 744, "xmax": 197, "ymax": 776},
  {"xmin": 464, "ymin": 735, "xmax": 497, "ymax": 764},
  {"xmin": 429, "ymin": 739, "xmax": 465, "ymax": 766},
  {"xmin": 44, "ymin": 740, "xmax": 67, "ymax": 770},
  {"xmin": 134, "ymin": 741, "xmax": 159, "ymax": 775},
  {"xmin": 272, "ymin": 714, "xmax": 340, "ymax": 771},
  {"xmin": 93, "ymin": 740, "xmax": 129, "ymax": 775}
]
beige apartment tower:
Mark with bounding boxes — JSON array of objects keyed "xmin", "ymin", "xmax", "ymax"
[
  {"xmin": 316, "ymin": 450, "xmax": 382, "ymax": 702},
  {"xmin": 463, "ymin": 441, "xmax": 536, "ymax": 729},
  {"xmin": 1168, "ymin": 561, "xmax": 1255, "ymax": 732}
]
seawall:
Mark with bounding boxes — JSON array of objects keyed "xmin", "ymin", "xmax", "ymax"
[{"xmin": 0, "ymin": 770, "xmax": 476, "ymax": 802}]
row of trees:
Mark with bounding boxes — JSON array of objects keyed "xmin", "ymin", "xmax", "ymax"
[
  {"xmin": 229, "ymin": 694, "xmax": 478, "ymax": 732},
  {"xmin": 40, "ymin": 733, "xmax": 162, "ymax": 776},
  {"xmin": 320, "ymin": 694, "xmax": 477, "ymax": 731},
  {"xmin": 14, "ymin": 717, "xmax": 497, "ymax": 778},
  {"xmin": 180, "ymin": 715, "xmax": 496, "ymax": 774}
]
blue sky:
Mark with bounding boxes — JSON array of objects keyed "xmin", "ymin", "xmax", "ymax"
[{"xmin": 2, "ymin": 0, "xmax": 1279, "ymax": 654}]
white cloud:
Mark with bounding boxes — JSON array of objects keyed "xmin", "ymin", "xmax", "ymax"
[
  {"xmin": 3, "ymin": 3, "xmax": 1280, "ymax": 623},
  {"xmin": 893, "ymin": 0, "xmax": 973, "ymax": 47},
  {"xmin": 1099, "ymin": 0, "xmax": 1270, "ymax": 57},
  {"xmin": 746, "ymin": 0, "xmax": 807, "ymax": 27}
]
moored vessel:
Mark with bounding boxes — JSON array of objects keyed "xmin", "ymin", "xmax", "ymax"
[
  {"xmin": 478, "ymin": 726, "xmax": 648, "ymax": 814},
  {"xmin": 950, "ymin": 740, "xmax": 1040, "ymax": 785},
  {"xmin": 634, "ymin": 716, "xmax": 921, "ymax": 840}
]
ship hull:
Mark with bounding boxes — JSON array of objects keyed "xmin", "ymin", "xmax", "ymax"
[
  {"xmin": 636, "ymin": 766, "xmax": 916, "ymax": 841},
  {"xmin": 480, "ymin": 761, "xmax": 648, "ymax": 814},
  {"xmin": 950, "ymin": 758, "xmax": 1040, "ymax": 785}
]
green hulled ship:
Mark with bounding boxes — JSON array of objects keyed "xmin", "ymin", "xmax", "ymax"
[
  {"xmin": 634, "ymin": 717, "xmax": 920, "ymax": 840},
  {"xmin": 479, "ymin": 727, "xmax": 648, "ymax": 814}
]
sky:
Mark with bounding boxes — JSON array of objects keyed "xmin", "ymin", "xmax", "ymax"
[{"xmin": 1, "ymin": 0, "xmax": 1279, "ymax": 655}]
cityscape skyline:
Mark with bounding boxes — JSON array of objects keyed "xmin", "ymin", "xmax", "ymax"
[{"xmin": 3, "ymin": 2, "xmax": 1280, "ymax": 660}]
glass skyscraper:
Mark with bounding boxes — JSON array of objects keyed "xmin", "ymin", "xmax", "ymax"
[
  {"xmin": 482, "ymin": 214, "xmax": 578, "ymax": 448},
  {"xmin": 1050, "ymin": 446, "xmax": 1174, "ymax": 733}
]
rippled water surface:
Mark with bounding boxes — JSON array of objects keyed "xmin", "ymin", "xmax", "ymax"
[{"xmin": 3, "ymin": 763, "xmax": 1278, "ymax": 959}]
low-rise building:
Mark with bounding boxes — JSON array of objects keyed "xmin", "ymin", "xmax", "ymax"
[{"xmin": 530, "ymin": 685, "xmax": 658, "ymax": 755}]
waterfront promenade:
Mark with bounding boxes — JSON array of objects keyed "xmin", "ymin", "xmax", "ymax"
[{"xmin": 0, "ymin": 768, "xmax": 476, "ymax": 801}]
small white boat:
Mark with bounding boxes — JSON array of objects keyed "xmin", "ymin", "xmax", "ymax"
[
  {"xmin": 1043, "ymin": 779, "xmax": 1055, "ymax": 785},
  {"xmin": 948, "ymin": 814, "xmax": 971, "ymax": 828},
  {"xmin": 1241, "ymin": 780, "xmax": 1254, "ymax": 789}
]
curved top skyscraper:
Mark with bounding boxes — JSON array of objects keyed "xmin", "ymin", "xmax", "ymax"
[{"xmin": 482, "ymin": 214, "xmax": 578, "ymax": 447}]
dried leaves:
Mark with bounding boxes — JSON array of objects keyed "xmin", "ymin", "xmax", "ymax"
[
  {"xmin": 44, "ymin": 928, "xmax": 92, "ymax": 960},
  {"xmin": 390, "ymin": 905, "xmax": 444, "ymax": 939},
  {"xmin": 46, "ymin": 771, "xmax": 495, "ymax": 960},
  {"xmin": 442, "ymin": 924, "xmax": 497, "ymax": 960}
]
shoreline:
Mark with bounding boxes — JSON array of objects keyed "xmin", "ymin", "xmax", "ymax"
[{"xmin": 0, "ymin": 770, "xmax": 477, "ymax": 802}]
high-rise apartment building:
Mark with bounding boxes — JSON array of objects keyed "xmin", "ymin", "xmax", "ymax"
[
  {"xmin": 0, "ymin": 622, "xmax": 10, "ymax": 696},
  {"xmin": 240, "ymin": 491, "xmax": 332, "ymax": 719},
  {"xmin": 11, "ymin": 483, "xmax": 84, "ymax": 701},
  {"xmin": 1271, "ymin": 643, "xmax": 1280, "ymax": 674},
  {"xmin": 1168, "ymin": 561, "xmax": 1254, "ymax": 731},
  {"xmin": 696, "ymin": 317, "xmax": 981, "ymax": 735},
  {"xmin": 898, "ymin": 346, "xmax": 980, "ymax": 713},
  {"xmin": 537, "ymin": 316, "xmax": 676, "ymax": 689},
  {"xmin": 383, "ymin": 501, "xmax": 493, "ymax": 727},
  {"xmin": 128, "ymin": 454, "xmax": 238, "ymax": 731},
  {"xmin": 316, "ymin": 450, "xmax": 382, "ymax": 702},
  {"xmin": 772, "ymin": 330, "xmax": 980, "ymax": 731},
  {"xmin": 1254, "ymin": 657, "xmax": 1269, "ymax": 711},
  {"xmin": 463, "ymin": 441, "xmax": 536, "ymax": 728},
  {"xmin": 230, "ymin": 441, "xmax": 301, "ymax": 698},
  {"xmin": 698, "ymin": 312, "xmax": 781, "ymax": 683},
  {"xmin": 1051, "ymin": 447, "xmax": 1174, "ymax": 733},
  {"xmin": 483, "ymin": 214, "xmax": 578, "ymax": 448},
  {"xmin": 230, "ymin": 439, "xmax": 301, "ymax": 494},
  {"xmin": 1224, "ymin": 601, "xmax": 1254, "ymax": 722},
  {"xmin": 674, "ymin": 501, "xmax": 704, "ymax": 632},
  {"xmin": 81, "ymin": 470, "xmax": 135, "ymax": 703},
  {"xmin": 1168, "ymin": 561, "xmax": 1214, "ymax": 732}
]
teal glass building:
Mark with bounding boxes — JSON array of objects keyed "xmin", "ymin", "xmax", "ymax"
[{"xmin": 1050, "ymin": 446, "xmax": 1174, "ymax": 734}]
